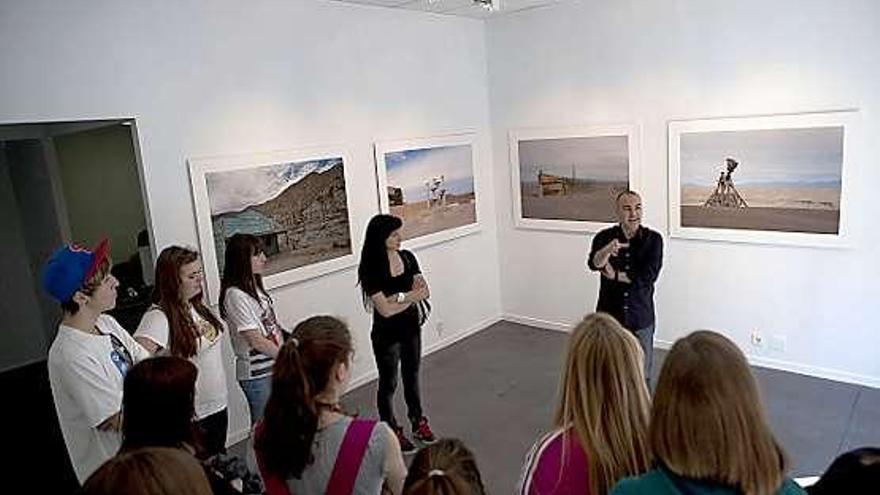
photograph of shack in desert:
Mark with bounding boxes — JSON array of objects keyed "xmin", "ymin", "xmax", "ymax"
[
  {"xmin": 517, "ymin": 135, "xmax": 630, "ymax": 223},
  {"xmin": 679, "ymin": 126, "xmax": 843, "ymax": 235},
  {"xmin": 206, "ymin": 156, "xmax": 352, "ymax": 275},
  {"xmin": 382, "ymin": 143, "xmax": 477, "ymax": 241}
]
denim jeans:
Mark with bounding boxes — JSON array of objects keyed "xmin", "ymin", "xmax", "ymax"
[
  {"xmin": 238, "ymin": 375, "xmax": 272, "ymax": 426},
  {"xmin": 371, "ymin": 328, "xmax": 423, "ymax": 429},
  {"xmin": 633, "ymin": 324, "xmax": 655, "ymax": 385}
]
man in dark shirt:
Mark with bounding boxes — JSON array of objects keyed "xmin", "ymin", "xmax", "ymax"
[{"xmin": 587, "ymin": 190, "xmax": 663, "ymax": 382}]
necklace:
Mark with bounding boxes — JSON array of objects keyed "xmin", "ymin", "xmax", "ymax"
[{"xmin": 315, "ymin": 401, "xmax": 343, "ymax": 413}]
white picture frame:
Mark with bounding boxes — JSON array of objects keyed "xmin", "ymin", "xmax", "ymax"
[
  {"xmin": 509, "ymin": 124, "xmax": 641, "ymax": 233},
  {"xmin": 373, "ymin": 132, "xmax": 481, "ymax": 250},
  {"xmin": 188, "ymin": 145, "xmax": 357, "ymax": 304},
  {"xmin": 668, "ymin": 111, "xmax": 858, "ymax": 248}
]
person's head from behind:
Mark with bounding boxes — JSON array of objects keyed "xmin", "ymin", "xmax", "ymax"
[
  {"xmin": 41, "ymin": 238, "xmax": 117, "ymax": 317},
  {"xmin": 554, "ymin": 312, "xmax": 650, "ymax": 494},
  {"xmin": 220, "ymin": 233, "xmax": 267, "ymax": 313},
  {"xmin": 122, "ymin": 356, "xmax": 197, "ymax": 453},
  {"xmin": 256, "ymin": 315, "xmax": 354, "ymax": 479},
  {"xmin": 82, "ymin": 446, "xmax": 211, "ymax": 495},
  {"xmin": 403, "ymin": 438, "xmax": 486, "ymax": 495},
  {"xmin": 652, "ymin": 330, "xmax": 786, "ymax": 495},
  {"xmin": 615, "ymin": 190, "xmax": 642, "ymax": 234},
  {"xmin": 807, "ymin": 447, "xmax": 880, "ymax": 495}
]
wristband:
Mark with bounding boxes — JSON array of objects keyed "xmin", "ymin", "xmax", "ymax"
[{"xmin": 396, "ymin": 292, "xmax": 406, "ymax": 303}]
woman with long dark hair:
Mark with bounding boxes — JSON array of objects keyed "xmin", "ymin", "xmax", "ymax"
[
  {"xmin": 357, "ymin": 214, "xmax": 435, "ymax": 454},
  {"xmin": 220, "ymin": 234, "xmax": 286, "ymax": 425},
  {"xmin": 255, "ymin": 316, "xmax": 407, "ymax": 494},
  {"xmin": 134, "ymin": 246, "xmax": 228, "ymax": 458}
]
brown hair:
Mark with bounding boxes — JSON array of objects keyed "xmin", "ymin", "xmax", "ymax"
[
  {"xmin": 651, "ymin": 330, "xmax": 787, "ymax": 495},
  {"xmin": 61, "ymin": 257, "xmax": 112, "ymax": 315},
  {"xmin": 219, "ymin": 233, "xmax": 270, "ymax": 318},
  {"xmin": 153, "ymin": 246, "xmax": 223, "ymax": 358},
  {"xmin": 82, "ymin": 446, "xmax": 211, "ymax": 495},
  {"xmin": 403, "ymin": 438, "xmax": 486, "ymax": 495},
  {"xmin": 121, "ymin": 356, "xmax": 199, "ymax": 454},
  {"xmin": 553, "ymin": 312, "xmax": 651, "ymax": 495},
  {"xmin": 256, "ymin": 315, "xmax": 353, "ymax": 479}
]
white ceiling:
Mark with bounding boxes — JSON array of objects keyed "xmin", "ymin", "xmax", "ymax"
[{"xmin": 330, "ymin": 0, "xmax": 561, "ymax": 19}]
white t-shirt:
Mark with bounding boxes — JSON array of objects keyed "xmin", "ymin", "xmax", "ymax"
[
  {"xmin": 47, "ymin": 314, "xmax": 150, "ymax": 483},
  {"xmin": 134, "ymin": 305, "xmax": 228, "ymax": 419},
  {"xmin": 222, "ymin": 287, "xmax": 284, "ymax": 381}
]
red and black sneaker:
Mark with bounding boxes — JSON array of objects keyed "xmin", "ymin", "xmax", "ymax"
[
  {"xmin": 412, "ymin": 417, "xmax": 437, "ymax": 445},
  {"xmin": 393, "ymin": 425, "xmax": 418, "ymax": 455}
]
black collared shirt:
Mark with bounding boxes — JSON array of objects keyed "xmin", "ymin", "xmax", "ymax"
[{"xmin": 587, "ymin": 225, "xmax": 663, "ymax": 330}]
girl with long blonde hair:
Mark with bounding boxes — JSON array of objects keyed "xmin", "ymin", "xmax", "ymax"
[
  {"xmin": 519, "ymin": 312, "xmax": 651, "ymax": 494},
  {"xmin": 611, "ymin": 331, "xmax": 805, "ymax": 495}
]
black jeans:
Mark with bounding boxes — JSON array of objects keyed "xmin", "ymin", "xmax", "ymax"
[
  {"xmin": 195, "ymin": 408, "xmax": 228, "ymax": 459},
  {"xmin": 371, "ymin": 327, "xmax": 423, "ymax": 429}
]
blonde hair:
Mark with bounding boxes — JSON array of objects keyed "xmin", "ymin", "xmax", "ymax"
[
  {"xmin": 553, "ymin": 312, "xmax": 651, "ymax": 494},
  {"xmin": 651, "ymin": 331, "xmax": 787, "ymax": 495},
  {"xmin": 82, "ymin": 446, "xmax": 212, "ymax": 495}
]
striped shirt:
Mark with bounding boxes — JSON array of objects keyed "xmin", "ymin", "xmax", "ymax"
[
  {"xmin": 518, "ymin": 427, "xmax": 589, "ymax": 495},
  {"xmin": 223, "ymin": 287, "xmax": 283, "ymax": 381}
]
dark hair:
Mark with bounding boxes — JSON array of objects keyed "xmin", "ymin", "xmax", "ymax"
[
  {"xmin": 256, "ymin": 316, "xmax": 353, "ymax": 479},
  {"xmin": 403, "ymin": 438, "xmax": 486, "ymax": 495},
  {"xmin": 357, "ymin": 214, "xmax": 403, "ymax": 307},
  {"xmin": 60, "ymin": 257, "xmax": 112, "ymax": 315},
  {"xmin": 808, "ymin": 447, "xmax": 880, "ymax": 495},
  {"xmin": 83, "ymin": 446, "xmax": 212, "ymax": 495},
  {"xmin": 121, "ymin": 356, "xmax": 199, "ymax": 454},
  {"xmin": 153, "ymin": 246, "xmax": 223, "ymax": 358},
  {"xmin": 219, "ymin": 234, "xmax": 269, "ymax": 318}
]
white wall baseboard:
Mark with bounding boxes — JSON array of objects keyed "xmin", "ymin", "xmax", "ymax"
[{"xmin": 502, "ymin": 313, "xmax": 572, "ymax": 333}]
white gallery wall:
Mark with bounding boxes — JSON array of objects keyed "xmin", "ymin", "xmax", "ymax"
[
  {"xmin": 0, "ymin": 0, "xmax": 501, "ymax": 443},
  {"xmin": 487, "ymin": 0, "xmax": 880, "ymax": 386}
]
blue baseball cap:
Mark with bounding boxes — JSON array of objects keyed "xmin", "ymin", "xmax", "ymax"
[{"xmin": 41, "ymin": 238, "xmax": 111, "ymax": 303}]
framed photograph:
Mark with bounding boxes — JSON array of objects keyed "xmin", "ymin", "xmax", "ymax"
[
  {"xmin": 374, "ymin": 133, "xmax": 480, "ymax": 249},
  {"xmin": 668, "ymin": 111, "xmax": 857, "ymax": 247},
  {"xmin": 510, "ymin": 124, "xmax": 640, "ymax": 233},
  {"xmin": 188, "ymin": 146, "xmax": 357, "ymax": 303}
]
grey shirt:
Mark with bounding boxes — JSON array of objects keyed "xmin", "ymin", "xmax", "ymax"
[{"xmin": 287, "ymin": 416, "xmax": 390, "ymax": 494}]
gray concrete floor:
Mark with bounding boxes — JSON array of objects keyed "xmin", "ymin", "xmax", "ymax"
[{"xmin": 241, "ymin": 320, "xmax": 880, "ymax": 493}]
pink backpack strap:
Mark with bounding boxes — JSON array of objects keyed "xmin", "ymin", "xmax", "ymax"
[
  {"xmin": 253, "ymin": 421, "xmax": 294, "ymax": 495},
  {"xmin": 325, "ymin": 418, "xmax": 378, "ymax": 495}
]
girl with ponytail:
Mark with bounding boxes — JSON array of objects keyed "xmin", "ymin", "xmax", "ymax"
[
  {"xmin": 255, "ymin": 316, "xmax": 407, "ymax": 495},
  {"xmin": 403, "ymin": 438, "xmax": 486, "ymax": 495}
]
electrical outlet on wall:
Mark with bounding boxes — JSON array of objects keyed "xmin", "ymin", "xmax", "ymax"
[{"xmin": 750, "ymin": 330, "xmax": 764, "ymax": 348}]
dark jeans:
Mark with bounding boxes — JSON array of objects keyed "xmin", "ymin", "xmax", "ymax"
[
  {"xmin": 633, "ymin": 324, "xmax": 655, "ymax": 385},
  {"xmin": 371, "ymin": 328, "xmax": 423, "ymax": 429},
  {"xmin": 195, "ymin": 408, "xmax": 228, "ymax": 459}
]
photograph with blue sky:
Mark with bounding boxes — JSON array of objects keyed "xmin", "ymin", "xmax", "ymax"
[
  {"xmin": 518, "ymin": 136, "xmax": 628, "ymax": 182},
  {"xmin": 385, "ymin": 144, "xmax": 474, "ymax": 203},
  {"xmin": 207, "ymin": 157, "xmax": 341, "ymax": 216},
  {"xmin": 680, "ymin": 127, "xmax": 843, "ymax": 188}
]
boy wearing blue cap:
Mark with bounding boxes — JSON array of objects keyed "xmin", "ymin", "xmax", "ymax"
[{"xmin": 42, "ymin": 239, "xmax": 150, "ymax": 483}]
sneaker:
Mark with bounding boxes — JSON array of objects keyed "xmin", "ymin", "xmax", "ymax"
[
  {"xmin": 393, "ymin": 425, "xmax": 418, "ymax": 455},
  {"xmin": 412, "ymin": 417, "xmax": 437, "ymax": 445}
]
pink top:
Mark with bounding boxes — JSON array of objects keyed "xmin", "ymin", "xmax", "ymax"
[{"xmin": 519, "ymin": 427, "xmax": 590, "ymax": 495}]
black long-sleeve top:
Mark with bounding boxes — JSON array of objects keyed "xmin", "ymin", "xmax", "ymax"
[{"xmin": 587, "ymin": 225, "xmax": 663, "ymax": 330}]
